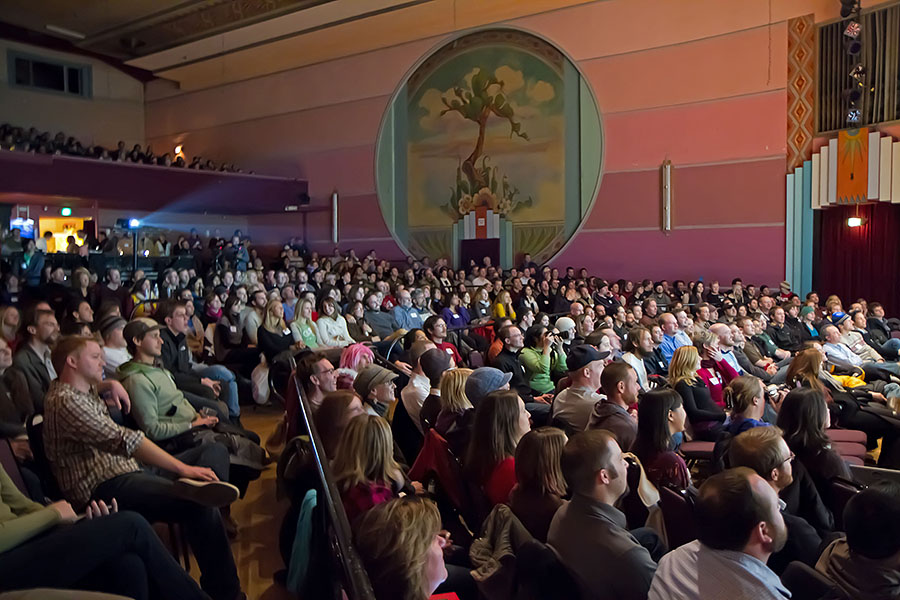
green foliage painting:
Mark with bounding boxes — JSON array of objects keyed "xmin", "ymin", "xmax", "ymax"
[
  {"xmin": 376, "ymin": 29, "xmax": 603, "ymax": 264},
  {"xmin": 407, "ymin": 31, "xmax": 565, "ymax": 229}
]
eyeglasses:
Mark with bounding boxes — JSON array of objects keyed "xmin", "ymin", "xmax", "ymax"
[
  {"xmin": 315, "ymin": 366, "xmax": 335, "ymax": 376},
  {"xmin": 780, "ymin": 451, "xmax": 795, "ymax": 466}
]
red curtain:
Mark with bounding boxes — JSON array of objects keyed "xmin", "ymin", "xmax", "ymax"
[{"xmin": 816, "ymin": 203, "xmax": 900, "ymax": 314}]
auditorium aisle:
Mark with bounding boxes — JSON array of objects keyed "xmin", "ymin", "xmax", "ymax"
[{"xmin": 191, "ymin": 405, "xmax": 292, "ymax": 600}]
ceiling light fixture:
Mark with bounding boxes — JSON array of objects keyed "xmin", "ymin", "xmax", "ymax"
[{"xmin": 45, "ymin": 24, "xmax": 86, "ymax": 40}]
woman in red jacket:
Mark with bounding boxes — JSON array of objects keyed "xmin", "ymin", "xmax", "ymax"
[{"xmin": 693, "ymin": 329, "xmax": 740, "ymax": 408}]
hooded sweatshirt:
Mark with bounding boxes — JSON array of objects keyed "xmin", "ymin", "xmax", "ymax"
[
  {"xmin": 118, "ymin": 360, "xmax": 197, "ymax": 442},
  {"xmin": 816, "ymin": 538, "xmax": 900, "ymax": 600}
]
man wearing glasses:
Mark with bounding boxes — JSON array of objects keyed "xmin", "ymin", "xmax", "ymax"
[
  {"xmin": 296, "ymin": 352, "xmax": 338, "ymax": 411},
  {"xmin": 727, "ymin": 425, "xmax": 830, "ymax": 575}
]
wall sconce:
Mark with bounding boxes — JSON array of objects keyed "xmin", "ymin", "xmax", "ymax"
[
  {"xmin": 661, "ymin": 160, "xmax": 673, "ymax": 232},
  {"xmin": 847, "ymin": 216, "xmax": 865, "ymax": 227},
  {"xmin": 331, "ymin": 190, "xmax": 339, "ymax": 244}
]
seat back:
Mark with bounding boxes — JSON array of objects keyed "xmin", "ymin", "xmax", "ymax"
[
  {"xmin": 408, "ymin": 430, "xmax": 466, "ymax": 509},
  {"xmin": 711, "ymin": 431, "xmax": 733, "ymax": 474},
  {"xmin": 390, "ymin": 397, "xmax": 424, "ymax": 466},
  {"xmin": 658, "ymin": 485, "xmax": 696, "ymax": 549},
  {"xmin": 25, "ymin": 414, "xmax": 62, "ymax": 500},
  {"xmin": 780, "ymin": 561, "xmax": 849, "ymax": 600},
  {"xmin": 0, "ymin": 438, "xmax": 27, "ymax": 495},
  {"xmin": 467, "ymin": 351, "xmax": 485, "ymax": 368},
  {"xmin": 829, "ymin": 477, "xmax": 865, "ymax": 530},
  {"xmin": 515, "ymin": 539, "xmax": 580, "ymax": 600},
  {"xmin": 619, "ymin": 456, "xmax": 650, "ymax": 529}
]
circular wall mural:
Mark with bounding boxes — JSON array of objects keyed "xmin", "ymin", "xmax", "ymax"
[{"xmin": 376, "ymin": 28, "xmax": 603, "ymax": 267}]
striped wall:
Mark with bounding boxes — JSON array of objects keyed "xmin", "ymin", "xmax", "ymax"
[{"xmin": 145, "ymin": 0, "xmax": 888, "ymax": 284}]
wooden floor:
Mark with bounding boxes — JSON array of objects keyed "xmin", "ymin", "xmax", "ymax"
[{"xmin": 191, "ymin": 406, "xmax": 293, "ymax": 600}]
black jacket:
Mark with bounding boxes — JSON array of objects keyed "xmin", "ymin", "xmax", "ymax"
[
  {"xmin": 644, "ymin": 348, "xmax": 668, "ymax": 378},
  {"xmin": 492, "ymin": 347, "xmax": 534, "ymax": 403},
  {"xmin": 867, "ymin": 317, "xmax": 891, "ymax": 346},
  {"xmin": 159, "ymin": 327, "xmax": 213, "ymax": 400},
  {"xmin": 767, "ymin": 322, "xmax": 799, "ymax": 353},
  {"xmin": 11, "ymin": 345, "xmax": 51, "ymax": 414}
]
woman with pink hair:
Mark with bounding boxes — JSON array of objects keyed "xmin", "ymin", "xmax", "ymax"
[{"xmin": 336, "ymin": 343, "xmax": 375, "ymax": 389}]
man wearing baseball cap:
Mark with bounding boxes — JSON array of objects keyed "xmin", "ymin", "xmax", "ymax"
[
  {"xmin": 552, "ymin": 345, "xmax": 609, "ymax": 433},
  {"xmin": 353, "ymin": 363, "xmax": 398, "ymax": 418}
]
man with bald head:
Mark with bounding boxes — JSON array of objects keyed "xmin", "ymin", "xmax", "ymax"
[{"xmin": 658, "ymin": 312, "xmax": 687, "ymax": 364}]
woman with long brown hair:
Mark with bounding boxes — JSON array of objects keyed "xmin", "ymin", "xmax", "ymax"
[
  {"xmin": 508, "ymin": 427, "xmax": 567, "ymax": 541},
  {"xmin": 464, "ymin": 390, "xmax": 532, "ymax": 505}
]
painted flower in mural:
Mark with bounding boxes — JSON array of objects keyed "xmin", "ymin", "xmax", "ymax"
[
  {"xmin": 458, "ymin": 193, "xmax": 473, "ymax": 215},
  {"xmin": 438, "ymin": 67, "xmax": 535, "ymax": 220}
]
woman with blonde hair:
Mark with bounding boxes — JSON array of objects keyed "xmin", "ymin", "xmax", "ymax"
[
  {"xmin": 692, "ymin": 328, "xmax": 739, "ymax": 408},
  {"xmin": 333, "ymin": 414, "xmax": 416, "ymax": 523},
  {"xmin": 354, "ymin": 497, "xmax": 448, "ymax": 600},
  {"xmin": 491, "ymin": 290, "xmax": 516, "ymax": 321},
  {"xmin": 289, "ymin": 297, "xmax": 319, "ymax": 350},
  {"xmin": 508, "ymin": 427, "xmax": 567, "ymax": 542},
  {"xmin": 434, "ymin": 368, "xmax": 473, "ymax": 439},
  {"xmin": 257, "ymin": 299, "xmax": 299, "ymax": 363},
  {"xmin": 669, "ymin": 345, "xmax": 725, "ymax": 440},
  {"xmin": 0, "ymin": 305, "xmax": 19, "ymax": 350},
  {"xmin": 722, "ymin": 374, "xmax": 771, "ymax": 436}
]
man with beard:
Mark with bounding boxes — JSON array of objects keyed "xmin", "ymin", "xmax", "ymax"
[
  {"xmin": 548, "ymin": 430, "xmax": 659, "ymax": 600},
  {"xmin": 649, "ymin": 467, "xmax": 790, "ymax": 600}
]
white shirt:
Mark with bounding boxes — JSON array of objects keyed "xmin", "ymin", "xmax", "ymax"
[
  {"xmin": 315, "ymin": 315, "xmax": 354, "ymax": 348},
  {"xmin": 623, "ymin": 352, "xmax": 649, "ymax": 391},
  {"xmin": 401, "ymin": 373, "xmax": 430, "ymax": 434},
  {"xmin": 649, "ymin": 540, "xmax": 790, "ymax": 600},
  {"xmin": 103, "ymin": 346, "xmax": 131, "ymax": 378}
]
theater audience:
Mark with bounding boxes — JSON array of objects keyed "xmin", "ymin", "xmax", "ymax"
[
  {"xmin": 549, "ymin": 429, "xmax": 658, "ymax": 600},
  {"xmin": 508, "ymin": 427, "xmax": 567, "ymax": 542},
  {"xmin": 649, "ymin": 467, "xmax": 789, "ymax": 600},
  {"xmin": 43, "ymin": 336, "xmax": 244, "ymax": 600}
]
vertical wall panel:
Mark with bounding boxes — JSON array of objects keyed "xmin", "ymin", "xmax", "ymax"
[
  {"xmin": 818, "ymin": 145, "xmax": 829, "ymax": 209},
  {"xmin": 801, "ymin": 160, "xmax": 814, "ymax": 295},
  {"xmin": 893, "ymin": 141, "xmax": 900, "ymax": 204},
  {"xmin": 880, "ymin": 136, "xmax": 893, "ymax": 201},
  {"xmin": 868, "ymin": 130, "xmax": 881, "ymax": 199},
  {"xmin": 786, "ymin": 172, "xmax": 795, "ymax": 284},
  {"xmin": 828, "ymin": 138, "xmax": 838, "ymax": 205}
]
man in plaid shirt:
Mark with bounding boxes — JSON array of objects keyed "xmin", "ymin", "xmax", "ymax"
[{"xmin": 44, "ymin": 335, "xmax": 246, "ymax": 600}]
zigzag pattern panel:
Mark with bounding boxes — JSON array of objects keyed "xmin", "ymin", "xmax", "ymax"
[{"xmin": 787, "ymin": 14, "xmax": 815, "ymax": 171}]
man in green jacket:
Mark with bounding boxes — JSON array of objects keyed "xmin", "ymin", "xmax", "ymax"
[{"xmin": 117, "ymin": 319, "xmax": 233, "ymax": 484}]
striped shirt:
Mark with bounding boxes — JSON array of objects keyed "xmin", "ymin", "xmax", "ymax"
[{"xmin": 43, "ymin": 380, "xmax": 144, "ymax": 508}]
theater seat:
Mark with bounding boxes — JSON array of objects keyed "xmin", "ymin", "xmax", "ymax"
[
  {"xmin": 0, "ymin": 439, "xmax": 27, "ymax": 495},
  {"xmin": 828, "ymin": 477, "xmax": 865, "ymax": 530},
  {"xmin": 826, "ymin": 429, "xmax": 867, "ymax": 445},
  {"xmin": 830, "ymin": 441, "xmax": 867, "ymax": 459},
  {"xmin": 780, "ymin": 561, "xmax": 849, "ymax": 600},
  {"xmin": 658, "ymin": 485, "xmax": 697, "ymax": 549},
  {"xmin": 515, "ymin": 540, "xmax": 580, "ymax": 600},
  {"xmin": 679, "ymin": 440, "xmax": 714, "ymax": 467}
]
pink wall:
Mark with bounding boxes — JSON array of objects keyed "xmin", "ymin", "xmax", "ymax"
[{"xmin": 145, "ymin": 0, "xmax": 815, "ymax": 285}]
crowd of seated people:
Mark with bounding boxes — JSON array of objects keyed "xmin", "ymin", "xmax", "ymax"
[
  {"xmin": 1, "ymin": 234, "xmax": 900, "ymax": 599},
  {"xmin": 1, "ymin": 122, "xmax": 243, "ymax": 172}
]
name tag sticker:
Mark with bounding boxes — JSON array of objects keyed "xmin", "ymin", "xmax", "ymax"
[
  {"xmin": 229, "ymin": 326, "xmax": 237, "ymax": 333},
  {"xmin": 410, "ymin": 312, "xmax": 418, "ymax": 319},
  {"xmin": 709, "ymin": 376, "xmax": 720, "ymax": 386},
  {"xmin": 283, "ymin": 328, "xmax": 291, "ymax": 335}
]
